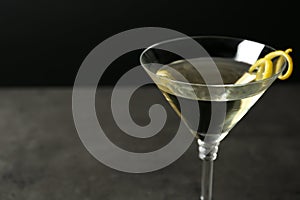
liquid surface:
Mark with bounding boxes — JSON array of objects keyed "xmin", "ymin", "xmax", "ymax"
[{"xmin": 155, "ymin": 58, "xmax": 267, "ymax": 143}]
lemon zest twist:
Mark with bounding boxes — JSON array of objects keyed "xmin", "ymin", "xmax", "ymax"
[{"xmin": 249, "ymin": 49, "xmax": 293, "ymax": 80}]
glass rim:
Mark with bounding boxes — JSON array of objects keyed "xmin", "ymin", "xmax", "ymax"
[{"xmin": 140, "ymin": 35, "xmax": 284, "ymax": 88}]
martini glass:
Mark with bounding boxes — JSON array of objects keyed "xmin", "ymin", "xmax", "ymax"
[{"xmin": 140, "ymin": 36, "xmax": 286, "ymax": 200}]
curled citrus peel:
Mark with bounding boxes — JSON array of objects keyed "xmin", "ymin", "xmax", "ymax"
[{"xmin": 249, "ymin": 48, "xmax": 293, "ymax": 80}]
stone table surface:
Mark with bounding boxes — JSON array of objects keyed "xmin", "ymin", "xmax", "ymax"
[{"xmin": 0, "ymin": 84, "xmax": 299, "ymax": 200}]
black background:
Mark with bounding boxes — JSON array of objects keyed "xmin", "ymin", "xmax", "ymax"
[{"xmin": 1, "ymin": 0, "xmax": 298, "ymax": 86}]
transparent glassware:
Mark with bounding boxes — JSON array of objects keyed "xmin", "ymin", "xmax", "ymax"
[{"xmin": 140, "ymin": 36, "xmax": 285, "ymax": 200}]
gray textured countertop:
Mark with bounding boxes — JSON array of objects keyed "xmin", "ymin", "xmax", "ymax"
[{"xmin": 0, "ymin": 84, "xmax": 299, "ymax": 200}]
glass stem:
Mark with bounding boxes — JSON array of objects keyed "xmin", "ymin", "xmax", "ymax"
[
  {"xmin": 201, "ymin": 160, "xmax": 213, "ymax": 200},
  {"xmin": 198, "ymin": 140, "xmax": 219, "ymax": 200}
]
